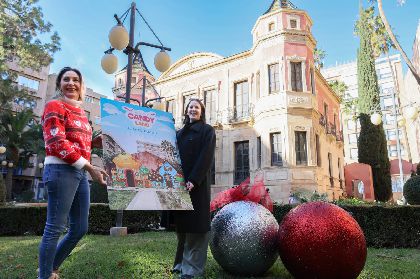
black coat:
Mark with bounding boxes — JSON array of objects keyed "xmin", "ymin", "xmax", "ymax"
[{"xmin": 174, "ymin": 120, "xmax": 216, "ymax": 233}]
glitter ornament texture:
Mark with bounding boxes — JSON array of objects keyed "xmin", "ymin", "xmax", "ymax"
[
  {"xmin": 278, "ymin": 202, "xmax": 367, "ymax": 279},
  {"xmin": 209, "ymin": 201, "xmax": 279, "ymax": 276}
]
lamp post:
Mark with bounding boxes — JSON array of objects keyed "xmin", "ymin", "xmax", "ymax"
[
  {"xmin": 371, "ymin": 91, "xmax": 419, "ymax": 197},
  {"xmin": 101, "ymin": 2, "xmax": 171, "ymax": 106},
  {"xmin": 101, "ymin": 2, "xmax": 172, "ymax": 234}
]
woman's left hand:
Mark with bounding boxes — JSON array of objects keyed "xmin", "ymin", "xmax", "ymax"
[{"xmin": 186, "ymin": 181, "xmax": 194, "ymax": 191}]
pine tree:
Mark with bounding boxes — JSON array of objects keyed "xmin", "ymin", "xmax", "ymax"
[{"xmin": 357, "ymin": 8, "xmax": 392, "ymax": 202}]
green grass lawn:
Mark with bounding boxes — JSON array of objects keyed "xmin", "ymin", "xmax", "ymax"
[{"xmin": 0, "ymin": 232, "xmax": 419, "ymax": 279}]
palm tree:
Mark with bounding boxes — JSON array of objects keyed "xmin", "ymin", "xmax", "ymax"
[
  {"xmin": 369, "ymin": 0, "xmax": 420, "ymax": 85},
  {"xmin": 314, "ymin": 47, "xmax": 326, "ymax": 69},
  {"xmin": 0, "ymin": 109, "xmax": 41, "ymax": 200}
]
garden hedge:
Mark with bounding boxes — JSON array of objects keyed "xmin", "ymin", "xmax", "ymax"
[
  {"xmin": 1, "ymin": 203, "xmax": 420, "ymax": 248},
  {"xmin": 0, "ymin": 204, "xmax": 160, "ymax": 236}
]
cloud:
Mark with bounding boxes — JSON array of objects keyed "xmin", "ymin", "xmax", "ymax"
[
  {"xmin": 103, "ymin": 103, "xmax": 121, "ymax": 115},
  {"xmin": 100, "ymin": 120, "xmax": 119, "ymax": 127}
]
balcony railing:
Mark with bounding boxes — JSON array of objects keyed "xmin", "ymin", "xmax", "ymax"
[
  {"xmin": 228, "ymin": 104, "xmax": 254, "ymax": 123},
  {"xmin": 326, "ymin": 123, "xmax": 336, "ymax": 136},
  {"xmin": 319, "ymin": 114, "xmax": 326, "ymax": 127}
]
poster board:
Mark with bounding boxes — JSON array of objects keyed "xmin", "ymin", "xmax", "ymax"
[{"xmin": 100, "ymin": 98, "xmax": 193, "ymax": 211}]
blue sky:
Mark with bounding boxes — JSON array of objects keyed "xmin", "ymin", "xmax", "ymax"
[{"xmin": 39, "ymin": 0, "xmax": 420, "ymax": 99}]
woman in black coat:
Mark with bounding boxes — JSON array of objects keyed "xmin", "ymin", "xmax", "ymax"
[{"xmin": 172, "ymin": 98, "xmax": 216, "ymax": 279}]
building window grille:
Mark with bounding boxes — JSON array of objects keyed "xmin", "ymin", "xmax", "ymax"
[
  {"xmin": 234, "ymin": 81, "xmax": 249, "ymax": 120},
  {"xmin": 257, "ymin": 136, "xmax": 261, "ymax": 169},
  {"xmin": 295, "ymin": 131, "xmax": 307, "ymax": 165},
  {"xmin": 291, "ymin": 62, "xmax": 302, "ymax": 92},
  {"xmin": 316, "ymin": 134, "xmax": 321, "ymax": 166},
  {"xmin": 310, "ymin": 68, "xmax": 316, "ymax": 95},
  {"xmin": 204, "ymin": 89, "xmax": 217, "ymax": 124},
  {"xmin": 234, "ymin": 141, "xmax": 249, "ymax": 184},
  {"xmin": 268, "ymin": 63, "xmax": 280, "ymax": 94},
  {"xmin": 270, "ymin": 132, "xmax": 283, "ymax": 166}
]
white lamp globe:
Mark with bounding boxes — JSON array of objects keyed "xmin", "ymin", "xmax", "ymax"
[
  {"xmin": 0, "ymin": 146, "xmax": 5, "ymax": 154},
  {"xmin": 1, "ymin": 161, "xmax": 7, "ymax": 166},
  {"xmin": 370, "ymin": 113, "xmax": 382, "ymax": 126},
  {"xmin": 397, "ymin": 115, "xmax": 406, "ymax": 127},
  {"xmin": 101, "ymin": 53, "xmax": 118, "ymax": 74},
  {"xmin": 8, "ymin": 162, "xmax": 13, "ymax": 168},
  {"xmin": 154, "ymin": 50, "xmax": 171, "ymax": 72},
  {"xmin": 108, "ymin": 25, "xmax": 129, "ymax": 50},
  {"xmin": 38, "ymin": 163, "xmax": 44, "ymax": 169},
  {"xmin": 405, "ymin": 106, "xmax": 419, "ymax": 120}
]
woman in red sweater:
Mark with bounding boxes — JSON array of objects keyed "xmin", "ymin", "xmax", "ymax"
[{"xmin": 38, "ymin": 67, "xmax": 107, "ymax": 279}]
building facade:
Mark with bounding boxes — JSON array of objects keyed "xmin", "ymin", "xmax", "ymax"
[
  {"xmin": 1, "ymin": 61, "xmax": 51, "ymax": 196},
  {"xmin": 322, "ymin": 54, "xmax": 410, "ymax": 164},
  {"xmin": 147, "ymin": 0, "xmax": 345, "ymax": 202},
  {"xmin": 402, "ymin": 21, "xmax": 420, "ymax": 164}
]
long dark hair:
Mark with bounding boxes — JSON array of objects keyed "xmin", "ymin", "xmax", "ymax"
[
  {"xmin": 183, "ymin": 98, "xmax": 206, "ymax": 124},
  {"xmin": 55, "ymin": 67, "xmax": 84, "ymax": 101}
]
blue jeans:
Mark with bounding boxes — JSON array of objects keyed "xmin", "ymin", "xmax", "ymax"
[{"xmin": 38, "ymin": 164, "xmax": 90, "ymax": 279}]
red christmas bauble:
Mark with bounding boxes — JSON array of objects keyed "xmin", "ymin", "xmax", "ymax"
[{"xmin": 278, "ymin": 202, "xmax": 367, "ymax": 279}]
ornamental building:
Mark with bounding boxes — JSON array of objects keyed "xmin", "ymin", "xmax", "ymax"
[{"xmin": 114, "ymin": 0, "xmax": 345, "ymax": 202}]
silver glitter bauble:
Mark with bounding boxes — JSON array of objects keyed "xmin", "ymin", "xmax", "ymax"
[{"xmin": 210, "ymin": 201, "xmax": 279, "ymax": 276}]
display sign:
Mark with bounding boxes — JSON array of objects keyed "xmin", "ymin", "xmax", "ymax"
[{"xmin": 100, "ymin": 98, "xmax": 192, "ymax": 211}]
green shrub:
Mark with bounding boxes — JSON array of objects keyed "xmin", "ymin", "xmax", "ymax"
[
  {"xmin": 403, "ymin": 176, "xmax": 420, "ymax": 205},
  {"xmin": 15, "ymin": 189, "xmax": 34, "ymax": 203},
  {"xmin": 2, "ymin": 203, "xmax": 420, "ymax": 248},
  {"xmin": 0, "ymin": 204, "xmax": 160, "ymax": 236},
  {"xmin": 90, "ymin": 181, "xmax": 109, "ymax": 203}
]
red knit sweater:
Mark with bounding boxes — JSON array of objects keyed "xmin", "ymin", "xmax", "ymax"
[{"xmin": 42, "ymin": 99, "xmax": 92, "ymax": 169}]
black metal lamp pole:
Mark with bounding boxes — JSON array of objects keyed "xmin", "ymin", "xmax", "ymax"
[{"xmin": 125, "ymin": 2, "xmax": 136, "ymax": 104}]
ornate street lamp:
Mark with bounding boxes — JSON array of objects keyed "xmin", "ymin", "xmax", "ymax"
[
  {"xmin": 101, "ymin": 2, "xmax": 171, "ymax": 106},
  {"xmin": 0, "ymin": 146, "xmax": 6, "ymax": 154},
  {"xmin": 7, "ymin": 162, "xmax": 13, "ymax": 168},
  {"xmin": 1, "ymin": 161, "xmax": 7, "ymax": 166},
  {"xmin": 100, "ymin": 2, "xmax": 171, "ymax": 234}
]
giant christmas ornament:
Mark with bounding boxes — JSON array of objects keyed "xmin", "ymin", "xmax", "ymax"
[
  {"xmin": 210, "ymin": 201, "xmax": 279, "ymax": 276},
  {"xmin": 278, "ymin": 202, "xmax": 367, "ymax": 279}
]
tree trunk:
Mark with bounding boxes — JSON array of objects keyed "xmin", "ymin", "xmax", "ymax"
[
  {"xmin": 377, "ymin": 0, "xmax": 420, "ymax": 85},
  {"xmin": 5, "ymin": 167, "xmax": 13, "ymax": 201}
]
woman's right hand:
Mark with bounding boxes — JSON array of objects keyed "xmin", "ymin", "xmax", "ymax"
[{"xmin": 83, "ymin": 163, "xmax": 108, "ymax": 185}]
